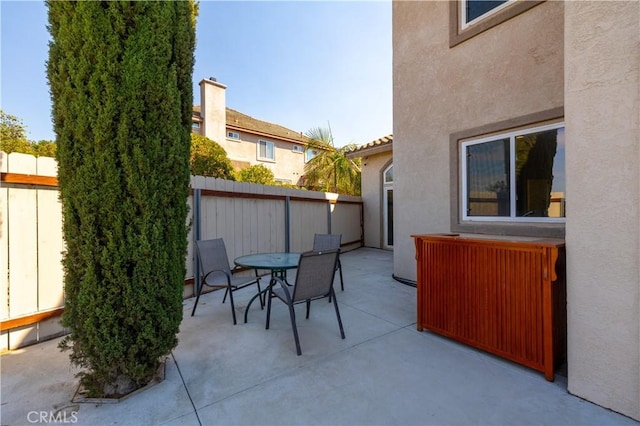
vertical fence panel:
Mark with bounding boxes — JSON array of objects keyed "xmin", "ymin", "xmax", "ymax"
[
  {"xmin": 185, "ymin": 189, "xmax": 195, "ymax": 288},
  {"xmin": 36, "ymin": 157, "xmax": 64, "ymax": 312},
  {"xmin": 289, "ymin": 199, "xmax": 328, "ymax": 252},
  {"xmin": 7, "ymin": 153, "xmax": 39, "ymax": 348},
  {"xmin": 1, "ymin": 152, "xmax": 9, "ymax": 322},
  {"xmin": 7, "ymin": 154, "xmax": 39, "ymax": 319},
  {"xmin": 236, "ymin": 182, "xmax": 250, "ymax": 258},
  {"xmin": 262, "ymin": 198, "xmax": 284, "ymax": 253},
  {"xmin": 331, "ymin": 199, "xmax": 363, "ymax": 247},
  {"xmin": 1, "ymin": 153, "xmax": 9, "ymax": 350},
  {"xmin": 257, "ymin": 200, "xmax": 270, "ymax": 253},
  {"xmin": 233, "ymin": 198, "xmax": 244, "ymax": 257}
]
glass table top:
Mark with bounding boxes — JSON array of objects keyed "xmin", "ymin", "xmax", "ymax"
[{"xmin": 234, "ymin": 252, "xmax": 300, "ymax": 270}]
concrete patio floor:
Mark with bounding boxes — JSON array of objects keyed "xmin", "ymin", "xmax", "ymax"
[{"xmin": 2, "ymin": 247, "xmax": 637, "ymax": 426}]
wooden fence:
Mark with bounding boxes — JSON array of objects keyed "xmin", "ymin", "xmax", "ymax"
[{"xmin": 0, "ymin": 152, "xmax": 363, "ymax": 351}]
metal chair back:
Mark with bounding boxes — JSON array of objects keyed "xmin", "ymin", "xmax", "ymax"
[
  {"xmin": 196, "ymin": 238, "xmax": 232, "ymax": 285},
  {"xmin": 292, "ymin": 249, "xmax": 340, "ymax": 302},
  {"xmin": 312, "ymin": 233, "xmax": 344, "ymax": 292},
  {"xmin": 312, "ymin": 234, "xmax": 342, "ymax": 251}
]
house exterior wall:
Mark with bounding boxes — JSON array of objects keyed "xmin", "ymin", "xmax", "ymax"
[
  {"xmin": 360, "ymin": 152, "xmax": 392, "ymax": 248},
  {"xmin": 198, "ymin": 78, "xmax": 307, "ymax": 185},
  {"xmin": 393, "ymin": 0, "xmax": 639, "ymax": 419},
  {"xmin": 218, "ymin": 135, "xmax": 253, "ymax": 164},
  {"xmin": 564, "ymin": 1, "xmax": 639, "ymax": 419},
  {"xmin": 225, "ymin": 131, "xmax": 305, "ymax": 185},
  {"xmin": 392, "ymin": 0, "xmax": 563, "ymax": 281}
]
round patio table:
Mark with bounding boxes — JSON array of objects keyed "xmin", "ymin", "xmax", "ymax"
[{"xmin": 234, "ymin": 252, "xmax": 300, "ymax": 323}]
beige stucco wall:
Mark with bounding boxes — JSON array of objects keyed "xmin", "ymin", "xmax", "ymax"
[
  {"xmin": 394, "ymin": 0, "xmax": 639, "ymax": 419},
  {"xmin": 564, "ymin": 1, "xmax": 639, "ymax": 419},
  {"xmin": 359, "ymin": 151, "xmax": 392, "ymax": 248},
  {"xmin": 224, "ymin": 132, "xmax": 306, "ymax": 185},
  {"xmin": 392, "ymin": 1, "xmax": 564, "ymax": 281},
  {"xmin": 199, "ymin": 78, "xmax": 306, "ymax": 184}
]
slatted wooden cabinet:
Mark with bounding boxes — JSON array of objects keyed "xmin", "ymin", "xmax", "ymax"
[{"xmin": 413, "ymin": 234, "xmax": 566, "ymax": 381}]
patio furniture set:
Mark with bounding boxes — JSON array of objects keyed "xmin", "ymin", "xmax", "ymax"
[{"xmin": 190, "ymin": 234, "xmax": 346, "ymax": 355}]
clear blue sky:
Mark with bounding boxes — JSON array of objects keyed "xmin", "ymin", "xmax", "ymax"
[{"xmin": 1, "ymin": 1, "xmax": 392, "ymax": 148}]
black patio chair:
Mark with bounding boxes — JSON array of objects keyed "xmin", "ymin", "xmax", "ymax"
[
  {"xmin": 191, "ymin": 238, "xmax": 262, "ymax": 325},
  {"xmin": 313, "ymin": 233, "xmax": 344, "ymax": 291},
  {"xmin": 266, "ymin": 249, "xmax": 345, "ymax": 355}
]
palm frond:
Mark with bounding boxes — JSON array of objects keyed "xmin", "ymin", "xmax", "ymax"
[
  {"xmin": 305, "ymin": 127, "xmax": 333, "ymax": 147},
  {"xmin": 302, "ymin": 126, "xmax": 362, "ymax": 195}
]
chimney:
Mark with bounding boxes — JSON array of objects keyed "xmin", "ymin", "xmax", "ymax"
[{"xmin": 199, "ymin": 78, "xmax": 227, "ymax": 144}]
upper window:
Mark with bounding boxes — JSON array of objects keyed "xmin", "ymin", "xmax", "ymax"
[
  {"xmin": 305, "ymin": 148, "xmax": 318, "ymax": 163},
  {"xmin": 258, "ymin": 140, "xmax": 275, "ymax": 161},
  {"xmin": 462, "ymin": 0, "xmax": 511, "ymax": 28},
  {"xmin": 451, "ymin": 1, "xmax": 543, "ymax": 47},
  {"xmin": 461, "ymin": 123, "xmax": 565, "ymax": 222},
  {"xmin": 292, "ymin": 145, "xmax": 303, "ymax": 153},
  {"xmin": 384, "ymin": 165, "xmax": 393, "ymax": 184},
  {"xmin": 227, "ymin": 131, "xmax": 240, "ymax": 140}
]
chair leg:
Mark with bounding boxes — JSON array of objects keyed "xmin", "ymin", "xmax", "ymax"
[
  {"xmin": 256, "ymin": 279, "xmax": 264, "ymax": 310},
  {"xmin": 328, "ymin": 263, "xmax": 344, "ymax": 304},
  {"xmin": 228, "ymin": 286, "xmax": 237, "ymax": 325},
  {"xmin": 255, "ymin": 271, "xmax": 266, "ymax": 309},
  {"xmin": 330, "ymin": 288, "xmax": 345, "ymax": 339},
  {"xmin": 288, "ymin": 303, "xmax": 302, "ymax": 355},
  {"xmin": 265, "ymin": 286, "xmax": 273, "ymax": 330},
  {"xmin": 222, "ymin": 287, "xmax": 230, "ymax": 304},
  {"xmin": 191, "ymin": 281, "xmax": 203, "ymax": 316},
  {"xmin": 305, "ymin": 299, "xmax": 311, "ymax": 319}
]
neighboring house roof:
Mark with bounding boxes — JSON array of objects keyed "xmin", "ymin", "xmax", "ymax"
[
  {"xmin": 345, "ymin": 135, "xmax": 393, "ymax": 158},
  {"xmin": 192, "ymin": 106, "xmax": 310, "ymax": 145}
]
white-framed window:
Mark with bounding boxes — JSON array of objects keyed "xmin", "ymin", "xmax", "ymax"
[
  {"xmin": 383, "ymin": 164, "xmax": 394, "ymax": 248},
  {"xmin": 461, "ymin": 122, "xmax": 565, "ymax": 222},
  {"xmin": 461, "ymin": 0, "xmax": 512, "ymax": 29},
  {"xmin": 305, "ymin": 149, "xmax": 318, "ymax": 163},
  {"xmin": 292, "ymin": 145, "xmax": 303, "ymax": 153},
  {"xmin": 227, "ymin": 131, "xmax": 240, "ymax": 140},
  {"xmin": 192, "ymin": 121, "xmax": 201, "ymax": 128},
  {"xmin": 383, "ymin": 165, "xmax": 393, "ymax": 184},
  {"xmin": 258, "ymin": 140, "xmax": 275, "ymax": 161}
]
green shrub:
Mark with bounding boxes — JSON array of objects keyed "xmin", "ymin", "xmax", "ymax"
[
  {"xmin": 47, "ymin": 1, "xmax": 196, "ymax": 396},
  {"xmin": 190, "ymin": 133, "xmax": 235, "ymax": 179},
  {"xmin": 236, "ymin": 164, "xmax": 275, "ymax": 185},
  {"xmin": 32, "ymin": 140, "xmax": 57, "ymax": 158}
]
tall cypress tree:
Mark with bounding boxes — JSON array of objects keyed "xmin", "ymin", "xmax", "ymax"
[{"xmin": 47, "ymin": 1, "xmax": 196, "ymax": 396}]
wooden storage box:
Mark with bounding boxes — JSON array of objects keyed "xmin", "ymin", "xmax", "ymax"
[{"xmin": 413, "ymin": 234, "xmax": 566, "ymax": 381}]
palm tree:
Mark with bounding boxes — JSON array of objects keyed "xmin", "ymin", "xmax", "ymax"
[{"xmin": 303, "ymin": 126, "xmax": 361, "ymax": 195}]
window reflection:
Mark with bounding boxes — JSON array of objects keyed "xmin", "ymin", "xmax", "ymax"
[
  {"xmin": 515, "ymin": 128, "xmax": 565, "ymax": 218},
  {"xmin": 463, "ymin": 125, "xmax": 565, "ymax": 220},
  {"xmin": 467, "ymin": 138, "xmax": 510, "ymax": 216},
  {"xmin": 465, "ymin": 0, "xmax": 509, "ymax": 23},
  {"xmin": 384, "ymin": 165, "xmax": 393, "ymax": 183}
]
